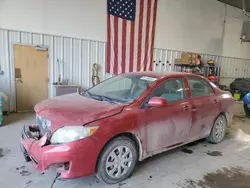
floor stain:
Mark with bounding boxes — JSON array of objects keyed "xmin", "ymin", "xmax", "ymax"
[
  {"xmin": 182, "ymin": 148, "xmax": 193, "ymax": 154},
  {"xmin": 148, "ymin": 175, "xmax": 153, "ymax": 180},
  {"xmin": 16, "ymin": 166, "xmax": 25, "ymax": 171},
  {"xmin": 0, "ymin": 148, "xmax": 11, "ymax": 158},
  {"xmin": 179, "ymin": 167, "xmax": 250, "ymax": 188},
  {"xmin": 26, "ymin": 181, "xmax": 32, "ymax": 184},
  {"xmin": 207, "ymin": 151, "xmax": 223, "ymax": 157},
  {"xmin": 118, "ymin": 182, "xmax": 127, "ymax": 188},
  {"xmin": 25, "ymin": 180, "xmax": 32, "ymax": 187},
  {"xmin": 16, "ymin": 166, "xmax": 31, "ymax": 176},
  {"xmin": 180, "ymin": 179, "xmax": 197, "ymax": 188},
  {"xmin": 0, "ymin": 148, "xmax": 3, "ymax": 157},
  {"xmin": 20, "ymin": 170, "xmax": 31, "ymax": 176}
]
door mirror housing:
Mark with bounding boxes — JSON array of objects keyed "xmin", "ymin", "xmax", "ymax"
[{"xmin": 148, "ymin": 97, "xmax": 167, "ymax": 107}]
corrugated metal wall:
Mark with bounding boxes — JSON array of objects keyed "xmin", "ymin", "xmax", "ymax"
[
  {"xmin": 219, "ymin": 57, "xmax": 250, "ymax": 86},
  {"xmin": 1, "ymin": 28, "xmax": 250, "ymax": 111},
  {"xmin": 153, "ymin": 48, "xmax": 250, "ymax": 86},
  {"xmin": 0, "ymin": 29, "xmax": 108, "ymax": 112}
]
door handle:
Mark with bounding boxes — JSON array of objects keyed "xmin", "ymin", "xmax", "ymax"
[
  {"xmin": 16, "ymin": 78, "xmax": 23, "ymax": 83},
  {"xmin": 183, "ymin": 105, "xmax": 191, "ymax": 111},
  {"xmin": 213, "ymin": 99, "xmax": 219, "ymax": 104}
]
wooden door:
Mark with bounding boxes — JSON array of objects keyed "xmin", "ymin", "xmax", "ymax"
[{"xmin": 14, "ymin": 45, "xmax": 48, "ymax": 112}]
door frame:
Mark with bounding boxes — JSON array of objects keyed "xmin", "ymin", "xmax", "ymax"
[
  {"xmin": 12, "ymin": 43, "xmax": 50, "ymax": 112},
  {"xmin": 184, "ymin": 75, "xmax": 217, "ymax": 140}
]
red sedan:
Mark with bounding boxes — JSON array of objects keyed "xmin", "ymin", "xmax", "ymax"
[{"xmin": 20, "ymin": 72, "xmax": 234, "ymax": 184}]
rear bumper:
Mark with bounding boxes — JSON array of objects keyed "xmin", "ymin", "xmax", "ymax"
[{"xmin": 20, "ymin": 125, "xmax": 99, "ymax": 179}]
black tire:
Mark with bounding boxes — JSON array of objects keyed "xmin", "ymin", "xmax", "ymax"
[
  {"xmin": 207, "ymin": 114, "xmax": 227, "ymax": 144},
  {"xmin": 96, "ymin": 136, "xmax": 138, "ymax": 184}
]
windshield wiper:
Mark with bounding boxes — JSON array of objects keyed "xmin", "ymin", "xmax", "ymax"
[
  {"xmin": 84, "ymin": 91, "xmax": 118, "ymax": 104},
  {"xmin": 102, "ymin": 96, "xmax": 117, "ymax": 104},
  {"xmin": 84, "ymin": 91, "xmax": 102, "ymax": 101}
]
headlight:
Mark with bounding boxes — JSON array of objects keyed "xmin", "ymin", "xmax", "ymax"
[{"xmin": 50, "ymin": 126, "xmax": 98, "ymax": 144}]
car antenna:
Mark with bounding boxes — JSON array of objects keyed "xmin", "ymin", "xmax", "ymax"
[{"xmin": 50, "ymin": 172, "xmax": 61, "ymax": 188}]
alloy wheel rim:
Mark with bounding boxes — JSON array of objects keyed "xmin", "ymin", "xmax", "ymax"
[
  {"xmin": 214, "ymin": 117, "xmax": 226, "ymax": 142},
  {"xmin": 105, "ymin": 146, "xmax": 133, "ymax": 179}
]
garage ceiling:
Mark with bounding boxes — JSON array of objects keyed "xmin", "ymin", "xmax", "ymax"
[{"xmin": 217, "ymin": 0, "xmax": 250, "ymax": 12}]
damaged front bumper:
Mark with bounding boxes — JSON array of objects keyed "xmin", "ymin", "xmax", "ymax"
[
  {"xmin": 20, "ymin": 125, "xmax": 97, "ymax": 179},
  {"xmin": 20, "ymin": 126, "xmax": 34, "ymax": 163}
]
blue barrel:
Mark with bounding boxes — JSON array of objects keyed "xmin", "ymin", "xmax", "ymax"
[
  {"xmin": 0, "ymin": 96, "xmax": 2, "ymax": 126},
  {"xmin": 243, "ymin": 92, "xmax": 250, "ymax": 117}
]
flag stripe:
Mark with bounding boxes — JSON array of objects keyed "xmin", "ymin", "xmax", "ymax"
[
  {"xmin": 136, "ymin": 0, "xmax": 144, "ymax": 72},
  {"xmin": 133, "ymin": 0, "xmax": 141, "ymax": 72},
  {"xmin": 118, "ymin": 19, "xmax": 123, "ymax": 74},
  {"xmin": 113, "ymin": 16, "xmax": 119, "ymax": 75},
  {"xmin": 125, "ymin": 21, "xmax": 131, "ymax": 73},
  {"xmin": 110, "ymin": 16, "xmax": 115, "ymax": 75},
  {"xmin": 129, "ymin": 22, "xmax": 135, "ymax": 72},
  {"xmin": 146, "ymin": 0, "xmax": 155, "ymax": 71},
  {"xmin": 106, "ymin": 14, "xmax": 111, "ymax": 73},
  {"xmin": 149, "ymin": 0, "xmax": 158, "ymax": 71},
  {"xmin": 143, "ymin": 0, "xmax": 152, "ymax": 71},
  {"xmin": 140, "ymin": 0, "xmax": 148, "ymax": 71},
  {"xmin": 122, "ymin": 19, "xmax": 127, "ymax": 73}
]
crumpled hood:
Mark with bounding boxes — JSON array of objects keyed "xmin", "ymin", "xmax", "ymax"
[{"xmin": 34, "ymin": 93, "xmax": 123, "ymax": 130}]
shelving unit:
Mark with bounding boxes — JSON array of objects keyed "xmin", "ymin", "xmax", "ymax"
[
  {"xmin": 174, "ymin": 64, "xmax": 200, "ymax": 73},
  {"xmin": 174, "ymin": 63, "xmax": 221, "ymax": 85}
]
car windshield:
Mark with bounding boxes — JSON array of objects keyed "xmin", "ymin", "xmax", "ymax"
[{"xmin": 82, "ymin": 75, "xmax": 158, "ymax": 104}]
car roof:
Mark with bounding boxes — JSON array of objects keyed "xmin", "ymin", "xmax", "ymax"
[{"xmin": 123, "ymin": 71, "xmax": 201, "ymax": 79}]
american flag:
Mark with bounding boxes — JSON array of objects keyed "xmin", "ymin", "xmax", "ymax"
[{"xmin": 106, "ymin": 0, "xmax": 158, "ymax": 75}]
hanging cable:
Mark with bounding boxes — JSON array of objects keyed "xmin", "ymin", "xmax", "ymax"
[
  {"xmin": 50, "ymin": 172, "xmax": 61, "ymax": 188},
  {"xmin": 243, "ymin": 0, "xmax": 250, "ymax": 18},
  {"xmin": 92, "ymin": 63, "xmax": 101, "ymax": 86}
]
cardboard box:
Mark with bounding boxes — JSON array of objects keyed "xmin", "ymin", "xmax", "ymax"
[
  {"xmin": 175, "ymin": 59, "xmax": 191, "ymax": 65},
  {"xmin": 181, "ymin": 52, "xmax": 192, "ymax": 62},
  {"xmin": 179, "ymin": 52, "xmax": 200, "ymax": 64}
]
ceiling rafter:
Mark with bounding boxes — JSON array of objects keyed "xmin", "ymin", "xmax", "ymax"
[{"xmin": 217, "ymin": 0, "xmax": 250, "ymax": 12}]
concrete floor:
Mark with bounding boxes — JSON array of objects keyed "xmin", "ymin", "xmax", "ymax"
[{"xmin": 1, "ymin": 112, "xmax": 250, "ymax": 188}]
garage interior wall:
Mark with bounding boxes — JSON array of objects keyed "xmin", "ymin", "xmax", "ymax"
[
  {"xmin": 222, "ymin": 5, "xmax": 250, "ymax": 59},
  {"xmin": 0, "ymin": 0, "xmax": 250, "ymax": 112},
  {"xmin": 1, "ymin": 0, "xmax": 250, "ymax": 57},
  {"xmin": 0, "ymin": 29, "xmax": 108, "ymax": 111}
]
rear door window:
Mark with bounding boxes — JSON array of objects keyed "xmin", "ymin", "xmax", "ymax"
[{"xmin": 187, "ymin": 78, "xmax": 213, "ymax": 98}]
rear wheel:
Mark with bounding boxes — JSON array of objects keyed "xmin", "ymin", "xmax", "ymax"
[
  {"xmin": 207, "ymin": 115, "xmax": 227, "ymax": 144},
  {"xmin": 96, "ymin": 136, "xmax": 138, "ymax": 184}
]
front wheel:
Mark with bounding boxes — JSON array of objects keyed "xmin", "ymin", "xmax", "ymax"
[
  {"xmin": 207, "ymin": 115, "xmax": 227, "ymax": 144},
  {"xmin": 96, "ymin": 136, "xmax": 138, "ymax": 184}
]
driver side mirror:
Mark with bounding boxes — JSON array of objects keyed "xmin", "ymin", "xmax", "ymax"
[{"xmin": 147, "ymin": 97, "xmax": 167, "ymax": 107}]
